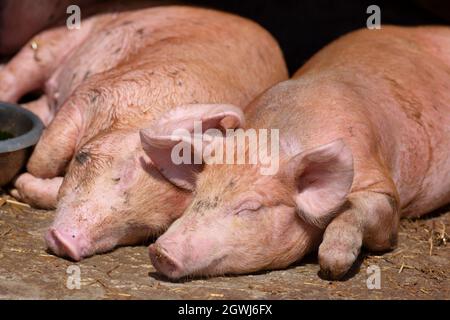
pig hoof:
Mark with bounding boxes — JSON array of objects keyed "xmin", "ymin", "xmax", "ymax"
[
  {"xmin": 148, "ymin": 244, "xmax": 183, "ymax": 280},
  {"xmin": 318, "ymin": 245, "xmax": 358, "ymax": 280}
]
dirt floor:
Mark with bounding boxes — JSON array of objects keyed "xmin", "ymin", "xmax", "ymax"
[{"xmin": 0, "ymin": 191, "xmax": 448, "ymax": 300}]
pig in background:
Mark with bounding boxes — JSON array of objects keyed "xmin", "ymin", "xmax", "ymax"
[
  {"xmin": 0, "ymin": 0, "xmax": 172, "ymax": 56},
  {"xmin": 0, "ymin": 6, "xmax": 288, "ymax": 260},
  {"xmin": 142, "ymin": 25, "xmax": 450, "ymax": 280}
]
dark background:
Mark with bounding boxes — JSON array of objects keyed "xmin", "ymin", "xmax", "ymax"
[
  {"xmin": 189, "ymin": 0, "xmax": 450, "ymax": 73},
  {"xmin": 1, "ymin": 0, "xmax": 450, "ymax": 73}
]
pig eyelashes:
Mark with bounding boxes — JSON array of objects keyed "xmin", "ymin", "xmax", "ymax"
[{"xmin": 233, "ymin": 200, "xmax": 262, "ymax": 215}]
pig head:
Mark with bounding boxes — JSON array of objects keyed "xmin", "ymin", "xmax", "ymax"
[{"xmin": 45, "ymin": 129, "xmax": 191, "ymax": 260}]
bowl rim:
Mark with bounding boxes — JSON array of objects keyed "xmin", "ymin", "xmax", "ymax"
[{"xmin": 0, "ymin": 102, "xmax": 44, "ymax": 153}]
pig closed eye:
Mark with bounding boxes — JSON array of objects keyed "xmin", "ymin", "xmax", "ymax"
[{"xmin": 234, "ymin": 201, "xmax": 262, "ymax": 216}]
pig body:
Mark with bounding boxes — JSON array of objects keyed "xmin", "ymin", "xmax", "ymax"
[
  {"xmin": 0, "ymin": 6, "xmax": 288, "ymax": 260},
  {"xmin": 0, "ymin": 0, "xmax": 101, "ymax": 56},
  {"xmin": 0, "ymin": 0, "xmax": 168, "ymax": 56},
  {"xmin": 144, "ymin": 26, "xmax": 450, "ymax": 279},
  {"xmin": 256, "ymin": 26, "xmax": 450, "ymax": 219}
]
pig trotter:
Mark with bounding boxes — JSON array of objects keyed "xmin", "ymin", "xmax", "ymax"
[
  {"xmin": 28, "ymin": 99, "xmax": 81, "ymax": 178},
  {"xmin": 21, "ymin": 95, "xmax": 54, "ymax": 126},
  {"xmin": 11, "ymin": 173, "xmax": 63, "ymax": 209},
  {"xmin": 318, "ymin": 190, "xmax": 399, "ymax": 280},
  {"xmin": 0, "ymin": 25, "xmax": 90, "ymax": 103},
  {"xmin": 318, "ymin": 208, "xmax": 363, "ymax": 280}
]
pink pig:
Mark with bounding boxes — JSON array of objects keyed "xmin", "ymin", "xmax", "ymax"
[
  {"xmin": 141, "ymin": 26, "xmax": 450, "ymax": 279},
  {"xmin": 0, "ymin": 0, "xmax": 165, "ymax": 55}
]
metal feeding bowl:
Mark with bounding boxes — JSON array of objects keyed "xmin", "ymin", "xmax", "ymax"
[{"xmin": 0, "ymin": 102, "xmax": 44, "ymax": 187}]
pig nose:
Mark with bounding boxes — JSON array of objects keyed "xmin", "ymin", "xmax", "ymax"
[
  {"xmin": 149, "ymin": 243, "xmax": 184, "ymax": 279},
  {"xmin": 45, "ymin": 228, "xmax": 87, "ymax": 261}
]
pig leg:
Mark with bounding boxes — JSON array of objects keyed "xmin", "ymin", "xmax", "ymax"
[
  {"xmin": 17, "ymin": 71, "xmax": 126, "ymax": 206},
  {"xmin": 10, "ymin": 100, "xmax": 80, "ymax": 206},
  {"xmin": 27, "ymin": 97, "xmax": 83, "ymax": 179},
  {"xmin": 10, "ymin": 173, "xmax": 63, "ymax": 209},
  {"xmin": 0, "ymin": 23, "xmax": 92, "ymax": 103},
  {"xmin": 21, "ymin": 95, "xmax": 53, "ymax": 126},
  {"xmin": 12, "ymin": 94, "xmax": 84, "ymax": 207},
  {"xmin": 318, "ymin": 191, "xmax": 399, "ymax": 280}
]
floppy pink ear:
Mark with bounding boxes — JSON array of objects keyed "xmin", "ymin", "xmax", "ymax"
[
  {"xmin": 140, "ymin": 104, "xmax": 244, "ymax": 190},
  {"xmin": 284, "ymin": 139, "xmax": 354, "ymax": 228}
]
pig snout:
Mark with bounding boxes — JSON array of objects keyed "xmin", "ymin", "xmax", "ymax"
[
  {"xmin": 45, "ymin": 228, "xmax": 92, "ymax": 261},
  {"xmin": 149, "ymin": 222, "xmax": 224, "ymax": 279},
  {"xmin": 148, "ymin": 243, "xmax": 185, "ymax": 279}
]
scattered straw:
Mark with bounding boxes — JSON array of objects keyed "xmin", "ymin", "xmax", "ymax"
[
  {"xmin": 6, "ymin": 199, "xmax": 31, "ymax": 209},
  {"xmin": 303, "ymin": 282, "xmax": 322, "ymax": 287},
  {"xmin": 106, "ymin": 265, "xmax": 121, "ymax": 278},
  {"xmin": 117, "ymin": 293, "xmax": 132, "ymax": 297},
  {"xmin": 438, "ymin": 222, "xmax": 448, "ymax": 246},
  {"xmin": 398, "ymin": 262, "xmax": 414, "ymax": 274}
]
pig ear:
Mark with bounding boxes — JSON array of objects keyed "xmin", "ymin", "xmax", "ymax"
[
  {"xmin": 140, "ymin": 104, "xmax": 244, "ymax": 190},
  {"xmin": 147, "ymin": 104, "xmax": 245, "ymax": 135},
  {"xmin": 285, "ymin": 139, "xmax": 354, "ymax": 228}
]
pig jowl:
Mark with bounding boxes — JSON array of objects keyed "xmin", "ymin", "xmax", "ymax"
[
  {"xmin": 0, "ymin": 6, "xmax": 288, "ymax": 261},
  {"xmin": 143, "ymin": 26, "xmax": 450, "ymax": 280}
]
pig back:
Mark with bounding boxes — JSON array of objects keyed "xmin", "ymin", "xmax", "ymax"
[
  {"xmin": 293, "ymin": 26, "xmax": 450, "ymax": 216},
  {"xmin": 123, "ymin": 5, "xmax": 289, "ymax": 110},
  {"xmin": 53, "ymin": 5, "xmax": 289, "ymax": 133},
  {"xmin": 245, "ymin": 26, "xmax": 450, "ymax": 216}
]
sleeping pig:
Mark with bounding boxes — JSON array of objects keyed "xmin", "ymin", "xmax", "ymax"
[
  {"xmin": 142, "ymin": 26, "xmax": 450, "ymax": 279},
  {"xmin": 0, "ymin": 6, "xmax": 288, "ymax": 260},
  {"xmin": 0, "ymin": 0, "xmax": 168, "ymax": 56}
]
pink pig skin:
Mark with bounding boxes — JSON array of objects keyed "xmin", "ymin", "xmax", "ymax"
[
  {"xmin": 143, "ymin": 26, "xmax": 450, "ymax": 280},
  {"xmin": 0, "ymin": 6, "xmax": 288, "ymax": 260},
  {"xmin": 0, "ymin": 0, "xmax": 169, "ymax": 55}
]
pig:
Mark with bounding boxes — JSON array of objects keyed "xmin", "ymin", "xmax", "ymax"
[
  {"xmin": 0, "ymin": 0, "xmax": 97, "ymax": 55},
  {"xmin": 0, "ymin": 6, "xmax": 288, "ymax": 260},
  {"xmin": 0, "ymin": 0, "xmax": 169, "ymax": 56},
  {"xmin": 142, "ymin": 26, "xmax": 450, "ymax": 280}
]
